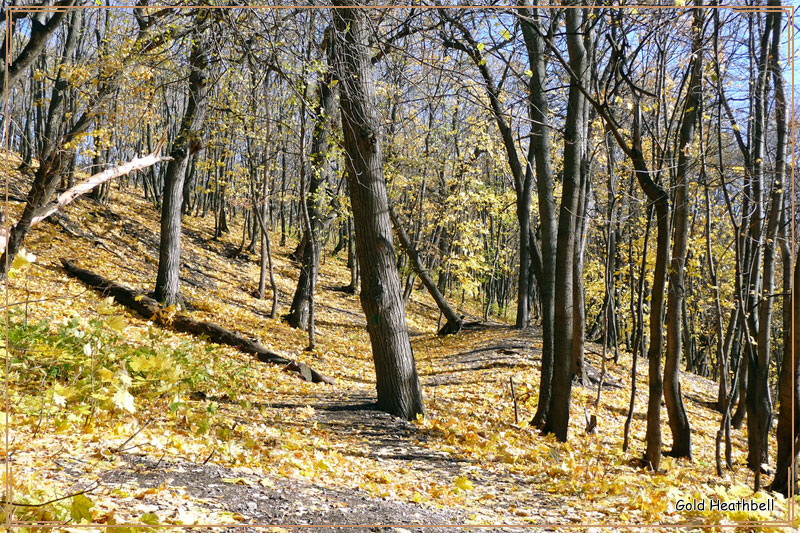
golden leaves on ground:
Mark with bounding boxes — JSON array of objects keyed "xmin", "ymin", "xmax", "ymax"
[{"xmin": 3, "ymin": 167, "xmax": 796, "ymax": 529}]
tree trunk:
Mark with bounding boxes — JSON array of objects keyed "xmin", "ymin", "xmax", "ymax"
[
  {"xmin": 332, "ymin": 0, "xmax": 424, "ymax": 420},
  {"xmin": 543, "ymin": 4, "xmax": 587, "ymax": 442},
  {"xmin": 572, "ymin": 133, "xmax": 591, "ymax": 386},
  {"xmin": 663, "ymin": 6, "xmax": 703, "ymax": 459},
  {"xmin": 520, "ymin": 4, "xmax": 557, "ymax": 429},
  {"xmin": 62, "ymin": 260, "xmax": 332, "ymax": 385},
  {"xmin": 286, "ymin": 47, "xmax": 335, "ymax": 330},
  {"xmin": 769, "ymin": 213, "xmax": 796, "ymax": 496},
  {"xmin": 154, "ymin": 25, "xmax": 208, "ymax": 306},
  {"xmin": 748, "ymin": 4, "xmax": 784, "ymax": 479},
  {"xmin": 389, "ymin": 205, "xmax": 462, "ymax": 335}
]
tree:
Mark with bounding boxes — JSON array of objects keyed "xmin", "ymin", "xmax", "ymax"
[
  {"xmin": 519, "ymin": 3, "xmax": 558, "ymax": 429},
  {"xmin": 286, "ymin": 30, "xmax": 336, "ymax": 331},
  {"xmin": 154, "ymin": 18, "xmax": 210, "ymax": 305},
  {"xmin": 1, "ymin": 7, "xmax": 159, "ymax": 279},
  {"xmin": 438, "ymin": 8, "xmax": 535, "ymax": 331},
  {"xmin": 542, "ymin": 1, "xmax": 589, "ymax": 442},
  {"xmin": 0, "ymin": 0, "xmax": 77, "ymax": 103},
  {"xmin": 663, "ymin": 4, "xmax": 704, "ymax": 460},
  {"xmin": 748, "ymin": 1, "xmax": 787, "ymax": 485},
  {"xmin": 389, "ymin": 204, "xmax": 463, "ymax": 335},
  {"xmin": 331, "ymin": 0, "xmax": 424, "ymax": 420},
  {"xmin": 769, "ymin": 242, "xmax": 798, "ymax": 496}
]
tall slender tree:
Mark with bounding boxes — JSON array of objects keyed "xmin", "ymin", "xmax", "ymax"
[
  {"xmin": 154, "ymin": 17, "xmax": 210, "ymax": 305},
  {"xmin": 663, "ymin": 4, "xmax": 704, "ymax": 459},
  {"xmin": 542, "ymin": 2, "xmax": 589, "ymax": 442},
  {"xmin": 331, "ymin": 0, "xmax": 425, "ymax": 420}
]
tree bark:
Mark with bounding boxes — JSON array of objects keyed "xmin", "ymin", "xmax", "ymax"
[
  {"xmin": 769, "ymin": 216, "xmax": 796, "ymax": 496},
  {"xmin": 332, "ymin": 0, "xmax": 424, "ymax": 420},
  {"xmin": 520, "ymin": 3, "xmax": 557, "ymax": 429},
  {"xmin": 748, "ymin": 3, "xmax": 785, "ymax": 478},
  {"xmin": 389, "ymin": 205, "xmax": 462, "ymax": 335},
  {"xmin": 663, "ymin": 5, "xmax": 703, "ymax": 459},
  {"xmin": 154, "ymin": 24, "xmax": 209, "ymax": 306},
  {"xmin": 543, "ymin": 4, "xmax": 587, "ymax": 442}
]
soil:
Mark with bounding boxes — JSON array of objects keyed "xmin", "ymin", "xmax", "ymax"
[{"xmin": 99, "ymin": 454, "xmax": 469, "ymax": 532}]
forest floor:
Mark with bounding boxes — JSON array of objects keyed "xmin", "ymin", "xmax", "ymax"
[{"xmin": 2, "ymin": 151, "xmax": 797, "ymax": 531}]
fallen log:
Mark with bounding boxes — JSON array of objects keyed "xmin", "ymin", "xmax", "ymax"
[
  {"xmin": 31, "ymin": 150, "xmax": 172, "ymax": 226},
  {"xmin": 61, "ymin": 259, "xmax": 334, "ymax": 385}
]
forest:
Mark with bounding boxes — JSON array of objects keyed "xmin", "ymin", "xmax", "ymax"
[{"xmin": 1, "ymin": 0, "xmax": 798, "ymax": 530}]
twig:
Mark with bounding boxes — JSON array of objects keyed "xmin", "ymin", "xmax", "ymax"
[
  {"xmin": 154, "ymin": 452, "xmax": 167, "ymax": 469},
  {"xmin": 111, "ymin": 417, "xmax": 153, "ymax": 453},
  {"xmin": 202, "ymin": 449, "xmax": 215, "ymax": 465},
  {"xmin": 509, "ymin": 376, "xmax": 519, "ymax": 425},
  {"xmin": 32, "ymin": 373, "xmax": 48, "ymax": 439}
]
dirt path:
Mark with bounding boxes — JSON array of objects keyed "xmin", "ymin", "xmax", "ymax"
[
  {"xmin": 98, "ymin": 454, "xmax": 467, "ymax": 532},
  {"xmin": 46, "ymin": 329, "xmax": 571, "ymax": 531}
]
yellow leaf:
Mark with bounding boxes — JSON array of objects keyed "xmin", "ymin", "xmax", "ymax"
[
  {"xmin": 140, "ymin": 512, "xmax": 159, "ymax": 525},
  {"xmin": 454, "ymin": 476, "xmax": 474, "ymax": 491},
  {"xmin": 106, "ymin": 315, "xmax": 127, "ymax": 332},
  {"xmin": 70, "ymin": 494, "xmax": 94, "ymax": 523},
  {"xmin": 128, "ymin": 354, "xmax": 148, "ymax": 372},
  {"xmin": 11, "ymin": 248, "xmax": 36, "ymax": 270},
  {"xmin": 97, "ymin": 296, "xmax": 116, "ymax": 314},
  {"xmin": 112, "ymin": 388, "xmax": 135, "ymax": 413},
  {"xmin": 729, "ymin": 484, "xmax": 751, "ymax": 498}
]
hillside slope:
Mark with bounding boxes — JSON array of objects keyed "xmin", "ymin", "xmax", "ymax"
[{"xmin": 2, "ymin": 153, "xmax": 794, "ymax": 530}]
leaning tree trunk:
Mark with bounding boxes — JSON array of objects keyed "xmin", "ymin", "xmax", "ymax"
[
  {"xmin": 154, "ymin": 24, "xmax": 208, "ymax": 306},
  {"xmin": 663, "ymin": 5, "xmax": 703, "ymax": 459},
  {"xmin": 389, "ymin": 205, "xmax": 462, "ymax": 335},
  {"xmin": 332, "ymin": 0, "xmax": 424, "ymax": 420},
  {"xmin": 62, "ymin": 260, "xmax": 332, "ymax": 385}
]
